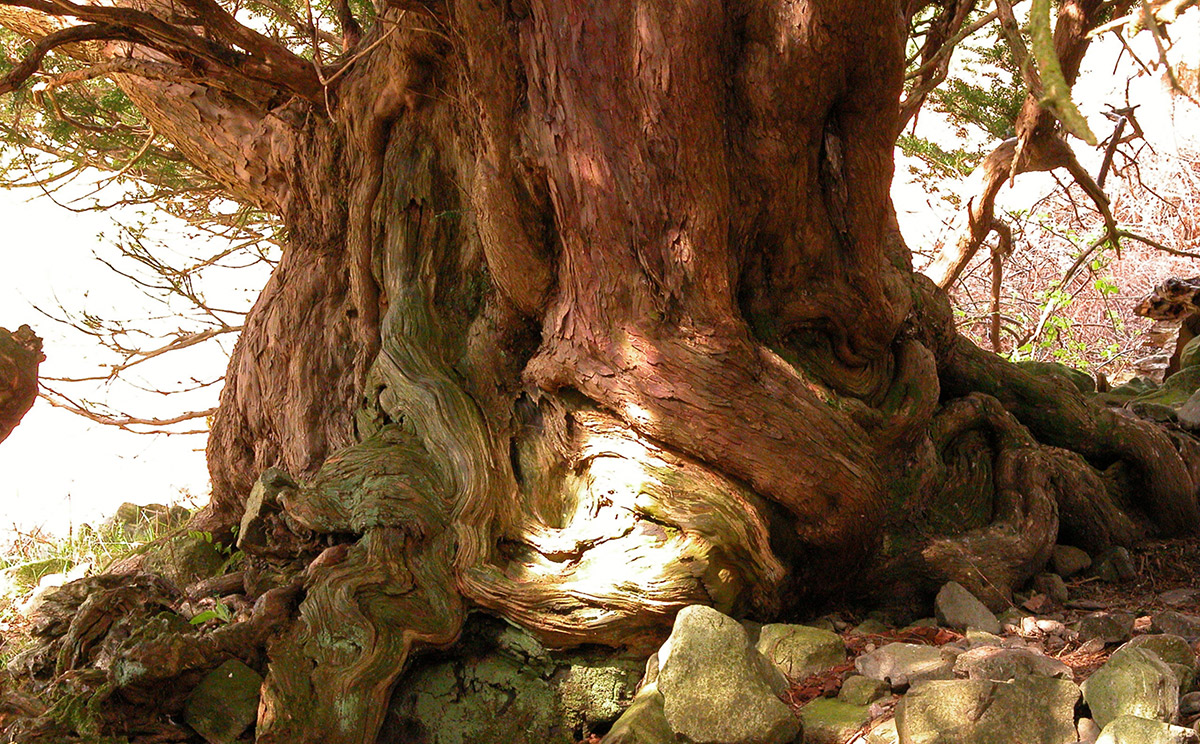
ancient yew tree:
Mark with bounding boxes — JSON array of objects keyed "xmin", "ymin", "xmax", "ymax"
[{"xmin": 2, "ymin": 0, "xmax": 1198, "ymax": 742}]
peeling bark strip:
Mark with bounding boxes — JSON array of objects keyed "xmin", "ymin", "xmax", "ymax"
[{"xmin": 4, "ymin": 2, "xmax": 1200, "ymax": 742}]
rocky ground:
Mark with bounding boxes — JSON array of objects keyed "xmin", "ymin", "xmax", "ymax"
[
  {"xmin": 5, "ymin": 523, "xmax": 1200, "ymax": 743},
  {"xmin": 594, "ymin": 538, "xmax": 1200, "ymax": 744}
]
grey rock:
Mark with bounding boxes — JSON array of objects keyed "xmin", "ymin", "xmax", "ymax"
[
  {"xmin": 1181, "ymin": 691, "xmax": 1200, "ymax": 718},
  {"xmin": 558, "ymin": 663, "xmax": 647, "ymax": 729},
  {"xmin": 1129, "ymin": 401, "xmax": 1179, "ymax": 423},
  {"xmin": 1095, "ymin": 547, "xmax": 1138, "ymax": 583},
  {"xmin": 1154, "ymin": 612, "xmax": 1200, "ymax": 640},
  {"xmin": 805, "ymin": 617, "xmax": 839, "ymax": 633},
  {"xmin": 184, "ymin": 660, "xmax": 263, "ymax": 744},
  {"xmin": 142, "ymin": 532, "xmax": 227, "ymax": 587},
  {"xmin": 1095, "ymin": 715, "xmax": 1200, "ymax": 743},
  {"xmin": 838, "ymin": 675, "xmax": 890, "ymax": 706},
  {"xmin": 1178, "ymin": 389, "xmax": 1200, "ymax": 431},
  {"xmin": 657, "ymin": 605, "xmax": 800, "ymax": 744},
  {"xmin": 851, "ymin": 618, "xmax": 891, "ymax": 636},
  {"xmin": 388, "ymin": 654, "xmax": 560, "ymax": 743},
  {"xmin": 1171, "ymin": 664, "xmax": 1197, "ymax": 694},
  {"xmin": 387, "ymin": 620, "xmax": 641, "ymax": 744},
  {"xmin": 1079, "ymin": 717, "xmax": 1102, "ymax": 744},
  {"xmin": 1161, "ymin": 589, "xmax": 1200, "ymax": 607},
  {"xmin": 997, "ymin": 608, "xmax": 1029, "ymax": 631},
  {"xmin": 864, "ymin": 718, "xmax": 899, "ymax": 744},
  {"xmin": 952, "ymin": 646, "xmax": 1073, "ymax": 682},
  {"xmin": 895, "ymin": 677, "xmax": 1079, "ymax": 744},
  {"xmin": 1052, "ymin": 544, "xmax": 1093, "ymax": 577},
  {"xmin": 1124, "ymin": 635, "xmax": 1197, "ymax": 669},
  {"xmin": 855, "ymin": 643, "xmax": 958, "ymax": 690},
  {"xmin": 1082, "ymin": 646, "xmax": 1181, "ymax": 728},
  {"xmin": 1078, "ymin": 612, "xmax": 1137, "ymax": 644},
  {"xmin": 963, "ymin": 629, "xmax": 1003, "ymax": 648},
  {"xmin": 601, "ymin": 684, "xmax": 675, "ymax": 744},
  {"xmin": 1031, "ymin": 573, "xmax": 1070, "ymax": 606},
  {"xmin": 1036, "ymin": 619, "xmax": 1070, "ymax": 637},
  {"xmin": 935, "ymin": 582, "xmax": 1001, "ymax": 634},
  {"xmin": 799, "ymin": 698, "xmax": 871, "ymax": 744},
  {"xmin": 756, "ymin": 623, "xmax": 847, "ymax": 680}
]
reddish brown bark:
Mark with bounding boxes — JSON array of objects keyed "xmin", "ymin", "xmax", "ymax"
[
  {"xmin": 2, "ymin": 2, "xmax": 1199, "ymax": 742},
  {"xmin": 0, "ymin": 325, "xmax": 42, "ymax": 445}
]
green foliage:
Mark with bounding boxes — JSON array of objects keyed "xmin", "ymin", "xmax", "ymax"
[
  {"xmin": 928, "ymin": 40, "xmax": 1025, "ymax": 141},
  {"xmin": 189, "ymin": 600, "xmax": 234, "ymax": 625},
  {"xmin": 896, "ymin": 133, "xmax": 981, "ymax": 179},
  {"xmin": 899, "ymin": 26, "xmax": 1025, "ymax": 192}
]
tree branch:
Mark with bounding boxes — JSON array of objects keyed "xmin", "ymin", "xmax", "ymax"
[{"xmin": 0, "ymin": 22, "xmax": 133, "ymax": 95}]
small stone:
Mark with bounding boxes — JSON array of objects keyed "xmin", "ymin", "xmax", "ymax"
[
  {"xmin": 799, "ymin": 698, "xmax": 872, "ymax": 744},
  {"xmin": 1095, "ymin": 547, "xmax": 1138, "ymax": 583},
  {"xmin": 1172, "ymin": 664, "xmax": 1198, "ymax": 694},
  {"xmin": 952, "ymin": 646, "xmax": 1072, "ymax": 682},
  {"xmin": 1069, "ymin": 600, "xmax": 1110, "ymax": 611},
  {"xmin": 1162, "ymin": 589, "xmax": 1200, "ymax": 607},
  {"xmin": 601, "ymin": 684, "xmax": 674, "ymax": 744},
  {"xmin": 855, "ymin": 643, "xmax": 959, "ymax": 690},
  {"xmin": 1078, "ymin": 717, "xmax": 1102, "ymax": 744},
  {"xmin": 184, "ymin": 660, "xmax": 263, "ymax": 744},
  {"xmin": 963, "ymin": 629, "xmax": 1003, "ymax": 648},
  {"xmin": 851, "ymin": 618, "xmax": 891, "ymax": 636},
  {"xmin": 1052, "ymin": 544, "xmax": 1093, "ymax": 577},
  {"xmin": 895, "ymin": 677, "xmax": 1079, "ymax": 744},
  {"xmin": 657, "ymin": 605, "xmax": 799, "ymax": 744},
  {"xmin": 1036, "ymin": 619, "xmax": 1069, "ymax": 636},
  {"xmin": 1153, "ymin": 611, "xmax": 1200, "ymax": 640},
  {"xmin": 838, "ymin": 675, "xmax": 890, "ymax": 706},
  {"xmin": 935, "ymin": 582, "xmax": 1001, "ymax": 634},
  {"xmin": 1095, "ymin": 715, "xmax": 1199, "ymax": 743},
  {"xmin": 805, "ymin": 617, "xmax": 839, "ymax": 632},
  {"xmin": 1182, "ymin": 691, "xmax": 1200, "ymax": 718},
  {"xmin": 1031, "ymin": 573, "xmax": 1069, "ymax": 606},
  {"xmin": 1020, "ymin": 616, "xmax": 1040, "ymax": 636},
  {"xmin": 864, "ymin": 718, "xmax": 899, "ymax": 744},
  {"xmin": 1180, "ymin": 389, "xmax": 1200, "ymax": 431},
  {"xmin": 997, "ymin": 608, "xmax": 1029, "ymax": 631},
  {"xmin": 1124, "ymin": 635, "xmax": 1197, "ymax": 669},
  {"xmin": 1078, "ymin": 612, "xmax": 1136, "ymax": 645},
  {"xmin": 904, "ymin": 618, "xmax": 939, "ymax": 629},
  {"xmin": 1081, "ymin": 646, "xmax": 1180, "ymax": 728},
  {"xmin": 756, "ymin": 623, "xmax": 847, "ymax": 680}
]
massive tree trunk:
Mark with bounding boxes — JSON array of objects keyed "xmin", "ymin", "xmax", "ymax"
[{"xmin": 3, "ymin": 1, "xmax": 1199, "ymax": 742}]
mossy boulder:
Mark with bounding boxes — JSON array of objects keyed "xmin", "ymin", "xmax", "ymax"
[
  {"xmin": 755, "ymin": 623, "xmax": 847, "ymax": 680},
  {"xmin": 386, "ymin": 618, "xmax": 644, "ymax": 744},
  {"xmin": 1181, "ymin": 335, "xmax": 1200, "ymax": 370},
  {"xmin": 184, "ymin": 660, "xmax": 263, "ymax": 744},
  {"xmin": 141, "ymin": 533, "xmax": 228, "ymax": 588},
  {"xmin": 1132, "ymin": 367, "xmax": 1200, "ymax": 408},
  {"xmin": 895, "ymin": 677, "xmax": 1079, "ymax": 744},
  {"xmin": 1015, "ymin": 361, "xmax": 1096, "ymax": 394},
  {"xmin": 1081, "ymin": 647, "xmax": 1180, "ymax": 728},
  {"xmin": 799, "ymin": 698, "xmax": 872, "ymax": 744}
]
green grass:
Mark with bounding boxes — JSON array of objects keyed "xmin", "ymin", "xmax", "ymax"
[{"xmin": 0, "ymin": 500, "xmax": 197, "ymax": 664}]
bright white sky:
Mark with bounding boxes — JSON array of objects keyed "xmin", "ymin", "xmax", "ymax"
[{"xmin": 0, "ymin": 183, "xmax": 266, "ymax": 542}]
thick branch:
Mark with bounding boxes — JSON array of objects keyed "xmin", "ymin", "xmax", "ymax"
[
  {"xmin": 0, "ymin": 325, "xmax": 43, "ymax": 444},
  {"xmin": 0, "ymin": 22, "xmax": 133, "ymax": 95}
]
